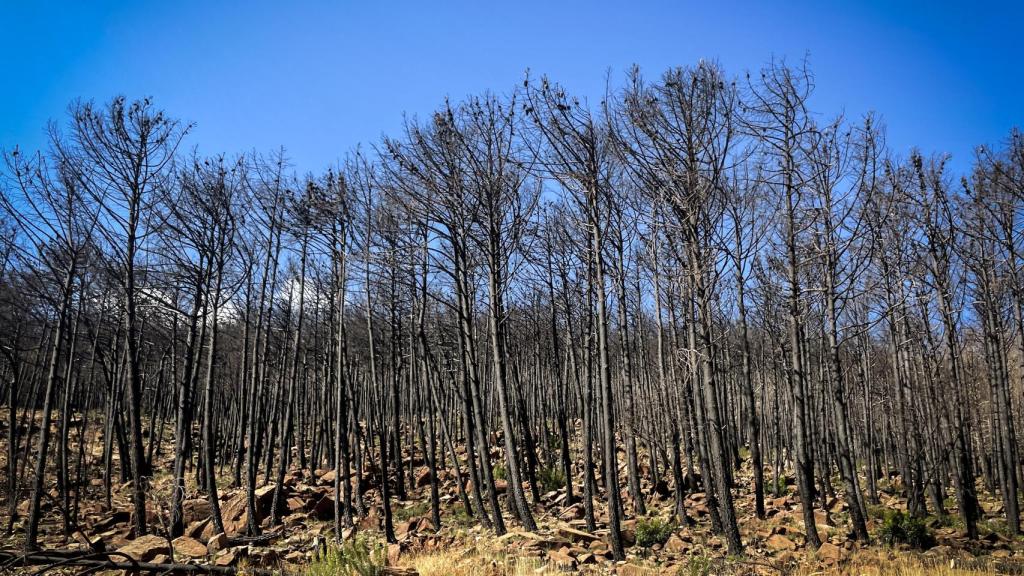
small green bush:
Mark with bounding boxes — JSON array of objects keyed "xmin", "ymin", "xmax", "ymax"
[
  {"xmin": 493, "ymin": 463, "xmax": 507, "ymax": 481},
  {"xmin": 393, "ymin": 499, "xmax": 429, "ymax": 522},
  {"xmin": 636, "ymin": 515, "xmax": 675, "ymax": 548},
  {"xmin": 772, "ymin": 475, "xmax": 788, "ymax": 495},
  {"xmin": 306, "ymin": 534, "xmax": 386, "ymax": 576},
  {"xmin": 538, "ymin": 465, "xmax": 566, "ymax": 493},
  {"xmin": 679, "ymin": 554, "xmax": 712, "ymax": 576},
  {"xmin": 930, "ymin": 513, "xmax": 961, "ymax": 529},
  {"xmin": 449, "ymin": 502, "xmax": 475, "ymax": 527},
  {"xmin": 877, "ymin": 510, "xmax": 934, "ymax": 549}
]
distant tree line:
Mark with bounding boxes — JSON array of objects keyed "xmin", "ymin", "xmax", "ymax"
[{"xmin": 3, "ymin": 60, "xmax": 1023, "ymax": 558}]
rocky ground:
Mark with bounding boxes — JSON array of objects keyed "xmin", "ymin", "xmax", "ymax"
[{"xmin": 2, "ymin": 411, "xmax": 1024, "ymax": 575}]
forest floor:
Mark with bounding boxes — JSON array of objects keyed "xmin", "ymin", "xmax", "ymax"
[{"xmin": 2, "ymin": 409, "xmax": 1024, "ymax": 575}]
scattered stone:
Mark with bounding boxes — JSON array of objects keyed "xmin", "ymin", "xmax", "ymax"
[
  {"xmin": 557, "ymin": 525, "xmax": 600, "ymax": 543},
  {"xmin": 387, "ymin": 542, "xmax": 403, "ymax": 565},
  {"xmin": 118, "ymin": 534, "xmax": 170, "ymax": 563},
  {"xmin": 172, "ymin": 535, "xmax": 208, "ymax": 558},
  {"xmin": 207, "ymin": 531, "xmax": 229, "ymax": 555},
  {"xmin": 359, "ymin": 506, "xmax": 381, "ymax": 530},
  {"xmin": 766, "ymin": 534, "xmax": 797, "ymax": 551},
  {"xmin": 547, "ymin": 548, "xmax": 577, "ymax": 570},
  {"xmin": 664, "ymin": 534, "xmax": 689, "ymax": 554},
  {"xmin": 286, "ymin": 496, "xmax": 307, "ymax": 513},
  {"xmin": 816, "ymin": 542, "xmax": 843, "ymax": 564},
  {"xmin": 284, "ymin": 550, "xmax": 307, "ymax": 562},
  {"xmin": 185, "ymin": 518, "xmax": 210, "ymax": 541},
  {"xmin": 310, "ymin": 494, "xmax": 336, "ymax": 520},
  {"xmin": 214, "ymin": 549, "xmax": 239, "ymax": 566},
  {"xmin": 559, "ymin": 503, "xmax": 584, "ymax": 521},
  {"xmin": 92, "ymin": 510, "xmax": 131, "ymax": 532},
  {"xmin": 182, "ymin": 498, "xmax": 212, "ymax": 524}
]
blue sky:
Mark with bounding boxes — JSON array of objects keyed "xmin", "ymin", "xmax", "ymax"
[{"xmin": 1, "ymin": 0, "xmax": 1021, "ymax": 175}]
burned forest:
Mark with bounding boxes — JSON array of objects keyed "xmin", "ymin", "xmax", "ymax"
[{"xmin": 3, "ymin": 61, "xmax": 1024, "ymax": 575}]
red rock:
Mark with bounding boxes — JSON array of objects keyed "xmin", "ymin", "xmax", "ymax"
[
  {"xmin": 185, "ymin": 519, "xmax": 210, "ymax": 541},
  {"xmin": 207, "ymin": 532, "xmax": 229, "ymax": 555},
  {"xmin": 118, "ymin": 534, "xmax": 170, "ymax": 562},
  {"xmin": 214, "ymin": 549, "xmax": 239, "ymax": 566},
  {"xmin": 310, "ymin": 494, "xmax": 336, "ymax": 520},
  {"xmin": 817, "ymin": 542, "xmax": 844, "ymax": 564},
  {"xmin": 182, "ymin": 498, "xmax": 211, "ymax": 524},
  {"xmin": 172, "ymin": 535, "xmax": 207, "ymax": 559},
  {"xmin": 766, "ymin": 534, "xmax": 797, "ymax": 551},
  {"xmin": 664, "ymin": 534, "xmax": 689, "ymax": 554},
  {"xmin": 286, "ymin": 496, "xmax": 307, "ymax": 513},
  {"xmin": 387, "ymin": 542, "xmax": 403, "ymax": 565},
  {"xmin": 547, "ymin": 548, "xmax": 577, "ymax": 570},
  {"xmin": 557, "ymin": 525, "xmax": 600, "ymax": 543}
]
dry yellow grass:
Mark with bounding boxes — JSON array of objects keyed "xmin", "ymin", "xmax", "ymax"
[
  {"xmin": 790, "ymin": 549, "xmax": 1014, "ymax": 576},
  {"xmin": 407, "ymin": 548, "xmax": 545, "ymax": 576},
  {"xmin": 402, "ymin": 546, "xmax": 1018, "ymax": 576}
]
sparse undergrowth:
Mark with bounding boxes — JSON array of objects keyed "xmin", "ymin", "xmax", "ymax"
[
  {"xmin": 877, "ymin": 510, "xmax": 936, "ymax": 550},
  {"xmin": 305, "ymin": 534, "xmax": 386, "ymax": 576},
  {"xmin": 636, "ymin": 515, "xmax": 676, "ymax": 548}
]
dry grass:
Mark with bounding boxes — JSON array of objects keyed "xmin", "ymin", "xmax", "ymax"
[
  {"xmin": 407, "ymin": 548, "xmax": 545, "ymax": 576},
  {"xmin": 402, "ymin": 546, "xmax": 1018, "ymax": 576},
  {"xmin": 790, "ymin": 549, "xmax": 1016, "ymax": 576}
]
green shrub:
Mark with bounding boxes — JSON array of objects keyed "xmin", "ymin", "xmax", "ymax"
[
  {"xmin": 877, "ymin": 510, "xmax": 934, "ymax": 549},
  {"xmin": 449, "ymin": 502, "xmax": 475, "ymax": 527},
  {"xmin": 636, "ymin": 515, "xmax": 675, "ymax": 548},
  {"xmin": 546, "ymin": 434, "xmax": 562, "ymax": 454},
  {"xmin": 306, "ymin": 534, "xmax": 386, "ymax": 576},
  {"xmin": 867, "ymin": 504, "xmax": 888, "ymax": 520},
  {"xmin": 679, "ymin": 554, "xmax": 712, "ymax": 576},
  {"xmin": 772, "ymin": 475, "xmax": 788, "ymax": 495},
  {"xmin": 538, "ymin": 465, "xmax": 566, "ymax": 493},
  {"xmin": 393, "ymin": 499, "xmax": 429, "ymax": 522},
  {"xmin": 493, "ymin": 463, "xmax": 507, "ymax": 481},
  {"xmin": 930, "ymin": 513, "xmax": 961, "ymax": 529}
]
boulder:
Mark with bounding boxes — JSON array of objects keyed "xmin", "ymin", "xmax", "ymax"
[
  {"xmin": 358, "ymin": 507, "xmax": 381, "ymax": 530},
  {"xmin": 558, "ymin": 504, "xmax": 584, "ymax": 521},
  {"xmin": 766, "ymin": 534, "xmax": 797, "ymax": 552},
  {"xmin": 207, "ymin": 532, "xmax": 229, "ymax": 555},
  {"xmin": 219, "ymin": 484, "xmax": 287, "ymax": 534},
  {"xmin": 557, "ymin": 525, "xmax": 601, "ymax": 543},
  {"xmin": 118, "ymin": 534, "xmax": 170, "ymax": 563},
  {"xmin": 172, "ymin": 536, "xmax": 208, "ymax": 559},
  {"xmin": 816, "ymin": 542, "xmax": 844, "ymax": 565},
  {"xmin": 182, "ymin": 498, "xmax": 212, "ymax": 524},
  {"xmin": 185, "ymin": 519, "xmax": 210, "ymax": 541},
  {"xmin": 93, "ymin": 510, "xmax": 131, "ymax": 532},
  {"xmin": 664, "ymin": 534, "xmax": 689, "ymax": 554},
  {"xmin": 310, "ymin": 494, "xmax": 336, "ymax": 520},
  {"xmin": 547, "ymin": 548, "xmax": 577, "ymax": 570},
  {"xmin": 619, "ymin": 520, "xmax": 637, "ymax": 547},
  {"xmin": 813, "ymin": 509, "xmax": 833, "ymax": 527},
  {"xmin": 286, "ymin": 496, "xmax": 307, "ymax": 513},
  {"xmin": 214, "ymin": 549, "xmax": 239, "ymax": 566},
  {"xmin": 387, "ymin": 542, "xmax": 403, "ymax": 565}
]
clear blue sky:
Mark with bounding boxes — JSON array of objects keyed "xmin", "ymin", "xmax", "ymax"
[{"xmin": 2, "ymin": 0, "xmax": 1021, "ymax": 175}]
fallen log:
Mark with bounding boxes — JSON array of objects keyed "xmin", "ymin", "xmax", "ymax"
[{"xmin": 0, "ymin": 548, "xmax": 275, "ymax": 575}]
